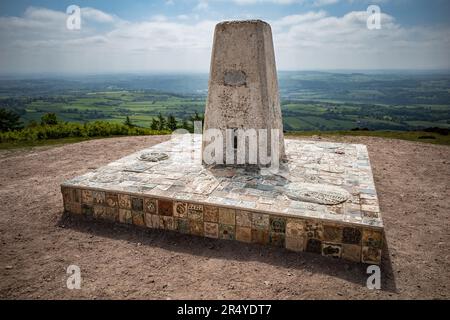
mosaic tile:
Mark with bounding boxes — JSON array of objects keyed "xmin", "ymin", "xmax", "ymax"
[
  {"xmin": 160, "ymin": 216, "xmax": 176, "ymax": 231},
  {"xmin": 105, "ymin": 193, "xmax": 118, "ymax": 208},
  {"xmin": 118, "ymin": 194, "xmax": 131, "ymax": 209},
  {"xmin": 321, "ymin": 243, "xmax": 342, "ymax": 258},
  {"xmin": 81, "ymin": 204, "xmax": 93, "ymax": 217},
  {"xmin": 62, "ymin": 187, "xmax": 72, "ymax": 203},
  {"xmin": 362, "ymin": 246, "xmax": 382, "ymax": 264},
  {"xmin": 119, "ymin": 209, "xmax": 132, "ymax": 224},
  {"xmin": 236, "ymin": 210, "xmax": 252, "ymax": 227},
  {"xmin": 177, "ymin": 218, "xmax": 189, "ymax": 234},
  {"xmin": 219, "ymin": 224, "xmax": 235, "ymax": 240},
  {"xmin": 105, "ymin": 207, "xmax": 118, "ymax": 222},
  {"xmin": 323, "ymin": 225, "xmax": 343, "ymax": 243},
  {"xmin": 252, "ymin": 213, "xmax": 270, "ymax": 230},
  {"xmin": 131, "ymin": 197, "xmax": 144, "ymax": 212},
  {"xmin": 151, "ymin": 214, "xmax": 161, "ymax": 229},
  {"xmin": 305, "ymin": 221, "xmax": 323, "ymax": 240},
  {"xmin": 132, "ymin": 211, "xmax": 145, "ymax": 226},
  {"xmin": 204, "ymin": 222, "xmax": 219, "ymax": 238},
  {"xmin": 93, "ymin": 206, "xmax": 106, "ymax": 219},
  {"xmin": 187, "ymin": 203, "xmax": 204, "ymax": 221},
  {"xmin": 174, "ymin": 201, "xmax": 188, "ymax": 218},
  {"xmin": 362, "ymin": 229, "xmax": 383, "ymax": 248},
  {"xmin": 342, "ymin": 227, "xmax": 362, "ymax": 244},
  {"xmin": 219, "ymin": 208, "xmax": 236, "ymax": 225},
  {"xmin": 252, "ymin": 229, "xmax": 269, "ymax": 245},
  {"xmin": 204, "ymin": 206, "xmax": 219, "ymax": 222},
  {"xmin": 286, "ymin": 218, "xmax": 305, "ymax": 238},
  {"xmin": 269, "ymin": 232, "xmax": 285, "ymax": 247},
  {"xmin": 93, "ymin": 191, "xmax": 105, "ymax": 205},
  {"xmin": 159, "ymin": 199, "xmax": 173, "ymax": 216},
  {"xmin": 270, "ymin": 216, "xmax": 286, "ymax": 233},
  {"xmin": 189, "ymin": 220, "xmax": 204, "ymax": 236},
  {"xmin": 235, "ymin": 226, "xmax": 252, "ymax": 243},
  {"xmin": 285, "ymin": 237, "xmax": 305, "ymax": 252},
  {"xmin": 144, "ymin": 198, "xmax": 158, "ymax": 214},
  {"xmin": 68, "ymin": 202, "xmax": 82, "ymax": 215},
  {"xmin": 72, "ymin": 189, "xmax": 81, "ymax": 203},
  {"xmin": 81, "ymin": 190, "xmax": 93, "ymax": 205},
  {"xmin": 306, "ymin": 239, "xmax": 322, "ymax": 254},
  {"xmin": 341, "ymin": 244, "xmax": 361, "ymax": 263}
]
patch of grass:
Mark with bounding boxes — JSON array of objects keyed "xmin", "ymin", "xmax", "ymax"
[{"xmin": 286, "ymin": 130, "xmax": 450, "ymax": 145}]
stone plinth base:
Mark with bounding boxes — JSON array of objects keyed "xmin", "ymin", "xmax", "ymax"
[{"xmin": 61, "ymin": 135, "xmax": 383, "ymax": 264}]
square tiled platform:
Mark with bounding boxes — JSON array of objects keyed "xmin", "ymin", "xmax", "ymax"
[{"xmin": 61, "ymin": 135, "xmax": 383, "ymax": 264}]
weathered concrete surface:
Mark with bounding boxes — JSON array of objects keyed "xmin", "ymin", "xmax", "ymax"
[{"xmin": 202, "ymin": 20, "xmax": 285, "ymax": 165}]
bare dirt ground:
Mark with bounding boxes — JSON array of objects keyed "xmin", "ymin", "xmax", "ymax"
[{"xmin": 0, "ymin": 135, "xmax": 449, "ymax": 299}]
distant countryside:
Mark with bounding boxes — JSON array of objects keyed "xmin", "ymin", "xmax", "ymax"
[{"xmin": 1, "ymin": 71, "xmax": 449, "ymax": 147}]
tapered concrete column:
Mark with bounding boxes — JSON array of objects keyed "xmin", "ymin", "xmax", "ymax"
[{"xmin": 202, "ymin": 20, "xmax": 285, "ymax": 166}]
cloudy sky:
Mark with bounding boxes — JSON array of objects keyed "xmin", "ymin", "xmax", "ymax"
[{"xmin": 0, "ymin": 0, "xmax": 449, "ymax": 74}]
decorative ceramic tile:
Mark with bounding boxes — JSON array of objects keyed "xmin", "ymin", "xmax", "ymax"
[
  {"xmin": 93, "ymin": 206, "xmax": 106, "ymax": 219},
  {"xmin": 81, "ymin": 204, "xmax": 93, "ymax": 217},
  {"xmin": 118, "ymin": 194, "xmax": 131, "ymax": 209},
  {"xmin": 151, "ymin": 214, "xmax": 161, "ymax": 229},
  {"xmin": 72, "ymin": 189, "xmax": 81, "ymax": 203},
  {"xmin": 306, "ymin": 239, "xmax": 322, "ymax": 254},
  {"xmin": 93, "ymin": 191, "xmax": 105, "ymax": 205},
  {"xmin": 341, "ymin": 244, "xmax": 361, "ymax": 263},
  {"xmin": 68, "ymin": 202, "xmax": 81, "ymax": 215},
  {"xmin": 62, "ymin": 187, "xmax": 72, "ymax": 204},
  {"xmin": 270, "ymin": 216, "xmax": 286, "ymax": 233},
  {"xmin": 159, "ymin": 199, "xmax": 173, "ymax": 216},
  {"xmin": 204, "ymin": 222, "xmax": 219, "ymax": 238},
  {"xmin": 252, "ymin": 213, "xmax": 270, "ymax": 230},
  {"xmin": 323, "ymin": 225, "xmax": 343, "ymax": 243},
  {"xmin": 160, "ymin": 216, "xmax": 176, "ymax": 231},
  {"xmin": 187, "ymin": 203, "xmax": 204, "ymax": 221},
  {"xmin": 286, "ymin": 218, "xmax": 305, "ymax": 238},
  {"xmin": 252, "ymin": 229, "xmax": 269, "ymax": 245},
  {"xmin": 204, "ymin": 206, "xmax": 219, "ymax": 222},
  {"xmin": 342, "ymin": 227, "xmax": 362, "ymax": 244},
  {"xmin": 105, "ymin": 207, "xmax": 118, "ymax": 222},
  {"xmin": 305, "ymin": 221, "xmax": 323, "ymax": 240},
  {"xmin": 235, "ymin": 226, "xmax": 252, "ymax": 243},
  {"xmin": 81, "ymin": 190, "xmax": 93, "ymax": 205},
  {"xmin": 119, "ymin": 209, "xmax": 132, "ymax": 224},
  {"xmin": 362, "ymin": 229, "xmax": 383, "ymax": 248},
  {"xmin": 219, "ymin": 224, "xmax": 235, "ymax": 240},
  {"xmin": 269, "ymin": 232, "xmax": 285, "ymax": 247},
  {"xmin": 189, "ymin": 220, "xmax": 204, "ymax": 236},
  {"xmin": 131, "ymin": 197, "xmax": 144, "ymax": 212},
  {"xmin": 177, "ymin": 218, "xmax": 189, "ymax": 234},
  {"xmin": 362, "ymin": 246, "xmax": 382, "ymax": 264},
  {"xmin": 321, "ymin": 243, "xmax": 342, "ymax": 258},
  {"xmin": 105, "ymin": 193, "xmax": 118, "ymax": 208},
  {"xmin": 285, "ymin": 237, "xmax": 305, "ymax": 252},
  {"xmin": 219, "ymin": 208, "xmax": 236, "ymax": 225},
  {"xmin": 236, "ymin": 210, "xmax": 252, "ymax": 227},
  {"xmin": 132, "ymin": 211, "xmax": 145, "ymax": 226},
  {"xmin": 174, "ymin": 201, "xmax": 188, "ymax": 218},
  {"xmin": 144, "ymin": 198, "xmax": 158, "ymax": 214}
]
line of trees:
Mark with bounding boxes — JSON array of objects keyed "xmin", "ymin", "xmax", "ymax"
[{"xmin": 0, "ymin": 109, "xmax": 205, "ymax": 144}]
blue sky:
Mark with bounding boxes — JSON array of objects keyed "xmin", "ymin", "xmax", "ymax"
[{"xmin": 0, "ymin": 0, "xmax": 449, "ymax": 73}]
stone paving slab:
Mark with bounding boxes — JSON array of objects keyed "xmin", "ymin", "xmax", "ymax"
[{"xmin": 61, "ymin": 135, "xmax": 383, "ymax": 264}]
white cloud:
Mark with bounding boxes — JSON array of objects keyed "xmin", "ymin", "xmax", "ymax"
[{"xmin": 0, "ymin": 6, "xmax": 448, "ymax": 74}]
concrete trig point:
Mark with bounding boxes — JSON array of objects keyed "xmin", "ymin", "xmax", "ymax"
[{"xmin": 202, "ymin": 20, "xmax": 285, "ymax": 166}]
